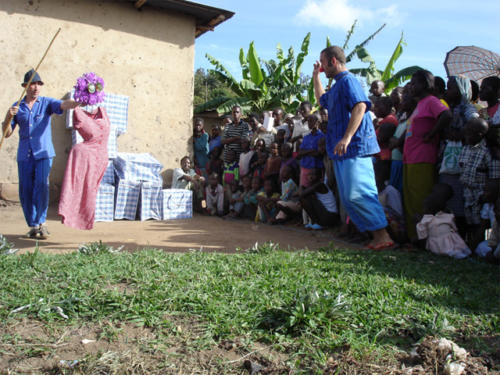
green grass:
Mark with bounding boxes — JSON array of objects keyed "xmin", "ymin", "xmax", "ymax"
[{"xmin": 0, "ymin": 243, "xmax": 499, "ymax": 372}]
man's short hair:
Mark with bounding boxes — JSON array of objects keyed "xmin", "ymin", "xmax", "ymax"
[{"xmin": 321, "ymin": 46, "xmax": 346, "ymax": 65}]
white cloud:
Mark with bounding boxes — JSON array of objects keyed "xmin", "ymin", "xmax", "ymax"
[{"xmin": 296, "ymin": 0, "xmax": 400, "ymax": 31}]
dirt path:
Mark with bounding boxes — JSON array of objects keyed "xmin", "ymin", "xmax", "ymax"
[{"xmin": 1, "ymin": 203, "xmax": 357, "ymax": 254}]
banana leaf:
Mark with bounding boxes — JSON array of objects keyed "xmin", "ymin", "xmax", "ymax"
[
  {"xmin": 381, "ymin": 33, "xmax": 405, "ymax": 82},
  {"xmin": 247, "ymin": 41, "xmax": 264, "ymax": 86},
  {"xmin": 239, "ymin": 48, "xmax": 250, "ymax": 80},
  {"xmin": 384, "ymin": 65, "xmax": 423, "ymax": 92},
  {"xmin": 295, "ymin": 32, "xmax": 311, "ymax": 84}
]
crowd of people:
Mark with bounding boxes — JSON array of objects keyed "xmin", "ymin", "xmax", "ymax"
[{"xmin": 174, "ymin": 45, "xmax": 500, "ymax": 261}]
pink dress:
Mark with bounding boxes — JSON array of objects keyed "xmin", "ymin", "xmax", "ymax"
[
  {"xmin": 416, "ymin": 212, "xmax": 471, "ymax": 259},
  {"xmin": 58, "ymin": 107, "xmax": 110, "ymax": 230}
]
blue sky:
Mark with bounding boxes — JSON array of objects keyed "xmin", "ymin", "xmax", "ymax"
[{"xmin": 195, "ymin": 0, "xmax": 500, "ymax": 88}]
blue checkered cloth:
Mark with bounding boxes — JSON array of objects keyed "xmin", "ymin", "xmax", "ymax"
[
  {"xmin": 114, "ymin": 180, "xmax": 141, "ymax": 220},
  {"xmin": 67, "ymin": 91, "xmax": 129, "ymax": 158},
  {"xmin": 101, "ymin": 160, "xmax": 116, "ymax": 185},
  {"xmin": 114, "ymin": 153, "xmax": 163, "ymax": 185},
  {"xmin": 162, "ymin": 189, "xmax": 193, "ymax": 220},
  {"xmin": 140, "ymin": 182, "xmax": 163, "ymax": 221},
  {"xmin": 95, "ymin": 184, "xmax": 115, "ymax": 222}
]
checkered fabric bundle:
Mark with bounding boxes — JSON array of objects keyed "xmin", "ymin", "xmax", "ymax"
[
  {"xmin": 114, "ymin": 153, "xmax": 163, "ymax": 185},
  {"xmin": 101, "ymin": 161, "xmax": 116, "ymax": 185},
  {"xmin": 139, "ymin": 182, "xmax": 163, "ymax": 221},
  {"xmin": 162, "ymin": 189, "xmax": 193, "ymax": 220},
  {"xmin": 95, "ymin": 184, "xmax": 115, "ymax": 222},
  {"xmin": 114, "ymin": 180, "xmax": 141, "ymax": 220},
  {"xmin": 67, "ymin": 91, "xmax": 129, "ymax": 159}
]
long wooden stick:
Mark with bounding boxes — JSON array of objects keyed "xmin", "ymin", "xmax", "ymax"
[{"xmin": 0, "ymin": 27, "xmax": 61, "ymax": 150}]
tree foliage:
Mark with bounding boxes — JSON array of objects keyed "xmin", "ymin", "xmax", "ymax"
[
  {"xmin": 349, "ymin": 33, "xmax": 423, "ymax": 93},
  {"xmin": 194, "ymin": 34, "xmax": 312, "ymax": 115},
  {"xmin": 193, "ymin": 68, "xmax": 236, "ymax": 108}
]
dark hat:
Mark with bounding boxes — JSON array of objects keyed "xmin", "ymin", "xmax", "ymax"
[{"xmin": 22, "ymin": 69, "xmax": 44, "ymax": 87}]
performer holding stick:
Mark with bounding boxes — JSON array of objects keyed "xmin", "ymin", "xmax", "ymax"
[{"xmin": 2, "ymin": 70, "xmax": 79, "ymax": 239}]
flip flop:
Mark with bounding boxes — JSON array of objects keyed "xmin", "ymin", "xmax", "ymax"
[{"xmin": 366, "ymin": 241, "xmax": 395, "ymax": 250}]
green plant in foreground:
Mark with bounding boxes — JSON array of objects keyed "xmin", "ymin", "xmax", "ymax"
[
  {"xmin": 78, "ymin": 240, "xmax": 124, "ymax": 255},
  {"xmin": 0, "ymin": 234, "xmax": 18, "ymax": 255}
]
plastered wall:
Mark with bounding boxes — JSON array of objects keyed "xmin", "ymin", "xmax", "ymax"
[{"xmin": 0, "ymin": 0, "xmax": 196, "ymax": 197}]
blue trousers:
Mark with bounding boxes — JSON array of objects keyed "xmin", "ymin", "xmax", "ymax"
[
  {"xmin": 18, "ymin": 155, "xmax": 53, "ymax": 227},
  {"xmin": 334, "ymin": 156, "xmax": 387, "ymax": 232}
]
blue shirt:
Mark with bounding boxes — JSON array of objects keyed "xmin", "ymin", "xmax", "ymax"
[
  {"xmin": 209, "ymin": 135, "xmax": 222, "ymax": 152},
  {"xmin": 11, "ymin": 96, "xmax": 63, "ymax": 161},
  {"xmin": 299, "ymin": 129, "xmax": 324, "ymax": 169},
  {"xmin": 320, "ymin": 71, "xmax": 379, "ymax": 161}
]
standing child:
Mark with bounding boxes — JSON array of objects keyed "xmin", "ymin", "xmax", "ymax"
[
  {"xmin": 206, "ymin": 146, "xmax": 223, "ymax": 183},
  {"xmin": 209, "ymin": 125, "xmax": 222, "ymax": 153},
  {"xmin": 251, "ymin": 149, "xmax": 268, "ymax": 181},
  {"xmin": 223, "ymin": 149, "xmax": 239, "ymax": 186},
  {"xmin": 416, "ymin": 183, "xmax": 470, "ymax": 259},
  {"xmin": 205, "ymin": 173, "xmax": 224, "ymax": 216},
  {"xmin": 279, "ymin": 142, "xmax": 299, "ymax": 185},
  {"xmin": 264, "ymin": 142, "xmax": 282, "ymax": 187},
  {"xmin": 458, "ymin": 118, "xmax": 492, "ymax": 249},
  {"xmin": 193, "ymin": 118, "xmax": 209, "ymax": 176},
  {"xmin": 297, "ymin": 113, "xmax": 325, "ymax": 188},
  {"xmin": 238, "ymin": 137, "xmax": 256, "ymax": 181}
]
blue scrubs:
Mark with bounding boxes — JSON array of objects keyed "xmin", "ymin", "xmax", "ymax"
[{"xmin": 11, "ymin": 96, "xmax": 62, "ymax": 227}]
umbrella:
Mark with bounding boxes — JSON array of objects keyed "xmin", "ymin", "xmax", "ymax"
[{"xmin": 444, "ymin": 45, "xmax": 500, "ymax": 83}]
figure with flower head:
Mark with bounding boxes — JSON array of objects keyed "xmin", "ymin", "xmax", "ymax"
[
  {"xmin": 58, "ymin": 72, "xmax": 110, "ymax": 230},
  {"xmin": 1, "ymin": 69, "xmax": 79, "ymax": 239}
]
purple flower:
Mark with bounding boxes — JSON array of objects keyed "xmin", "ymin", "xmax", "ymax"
[{"xmin": 73, "ymin": 72, "xmax": 106, "ymax": 105}]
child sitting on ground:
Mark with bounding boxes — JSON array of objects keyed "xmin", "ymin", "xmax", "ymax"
[
  {"xmin": 256, "ymin": 179, "xmax": 280, "ymax": 223},
  {"xmin": 227, "ymin": 180, "xmax": 243, "ymax": 218},
  {"xmin": 458, "ymin": 118, "xmax": 492, "ymax": 249},
  {"xmin": 416, "ymin": 183, "xmax": 471, "ymax": 259},
  {"xmin": 272, "ymin": 165, "xmax": 300, "ymax": 224},
  {"xmin": 242, "ymin": 176, "xmax": 261, "ymax": 220},
  {"xmin": 205, "ymin": 172, "xmax": 224, "ymax": 216},
  {"xmin": 171, "ymin": 156, "xmax": 205, "ymax": 212},
  {"xmin": 299, "ymin": 168, "xmax": 339, "ymax": 230},
  {"xmin": 476, "ymin": 195, "xmax": 500, "ymax": 261}
]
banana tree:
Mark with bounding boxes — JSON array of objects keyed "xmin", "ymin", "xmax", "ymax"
[
  {"xmin": 194, "ymin": 34, "xmax": 311, "ymax": 115},
  {"xmin": 349, "ymin": 33, "xmax": 423, "ymax": 93}
]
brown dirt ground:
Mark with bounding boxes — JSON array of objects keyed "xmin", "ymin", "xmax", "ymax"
[{"xmin": 0, "ymin": 202, "xmax": 361, "ymax": 254}]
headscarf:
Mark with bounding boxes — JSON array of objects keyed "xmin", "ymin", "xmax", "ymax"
[{"xmin": 450, "ymin": 76, "xmax": 478, "ymax": 130}]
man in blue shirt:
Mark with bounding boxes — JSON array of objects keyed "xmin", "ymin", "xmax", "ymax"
[
  {"xmin": 2, "ymin": 69, "xmax": 79, "ymax": 239},
  {"xmin": 313, "ymin": 46, "xmax": 394, "ymax": 250}
]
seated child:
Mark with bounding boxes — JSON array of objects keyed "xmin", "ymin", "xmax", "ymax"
[
  {"xmin": 257, "ymin": 179, "xmax": 280, "ymax": 223},
  {"xmin": 416, "ymin": 183, "xmax": 471, "ymax": 259},
  {"xmin": 297, "ymin": 113, "xmax": 325, "ymax": 188},
  {"xmin": 205, "ymin": 173, "xmax": 224, "ymax": 216},
  {"xmin": 476, "ymin": 195, "xmax": 500, "ymax": 261},
  {"xmin": 264, "ymin": 142, "xmax": 282, "ymax": 187},
  {"xmin": 241, "ymin": 176, "xmax": 261, "ymax": 220},
  {"xmin": 458, "ymin": 118, "xmax": 491, "ymax": 249},
  {"xmin": 299, "ymin": 168, "xmax": 339, "ymax": 230},
  {"xmin": 227, "ymin": 180, "xmax": 243, "ymax": 218},
  {"xmin": 272, "ymin": 165, "xmax": 300, "ymax": 224},
  {"xmin": 171, "ymin": 156, "xmax": 205, "ymax": 212}
]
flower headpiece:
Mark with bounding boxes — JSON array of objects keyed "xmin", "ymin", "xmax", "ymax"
[{"xmin": 73, "ymin": 72, "xmax": 105, "ymax": 105}]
